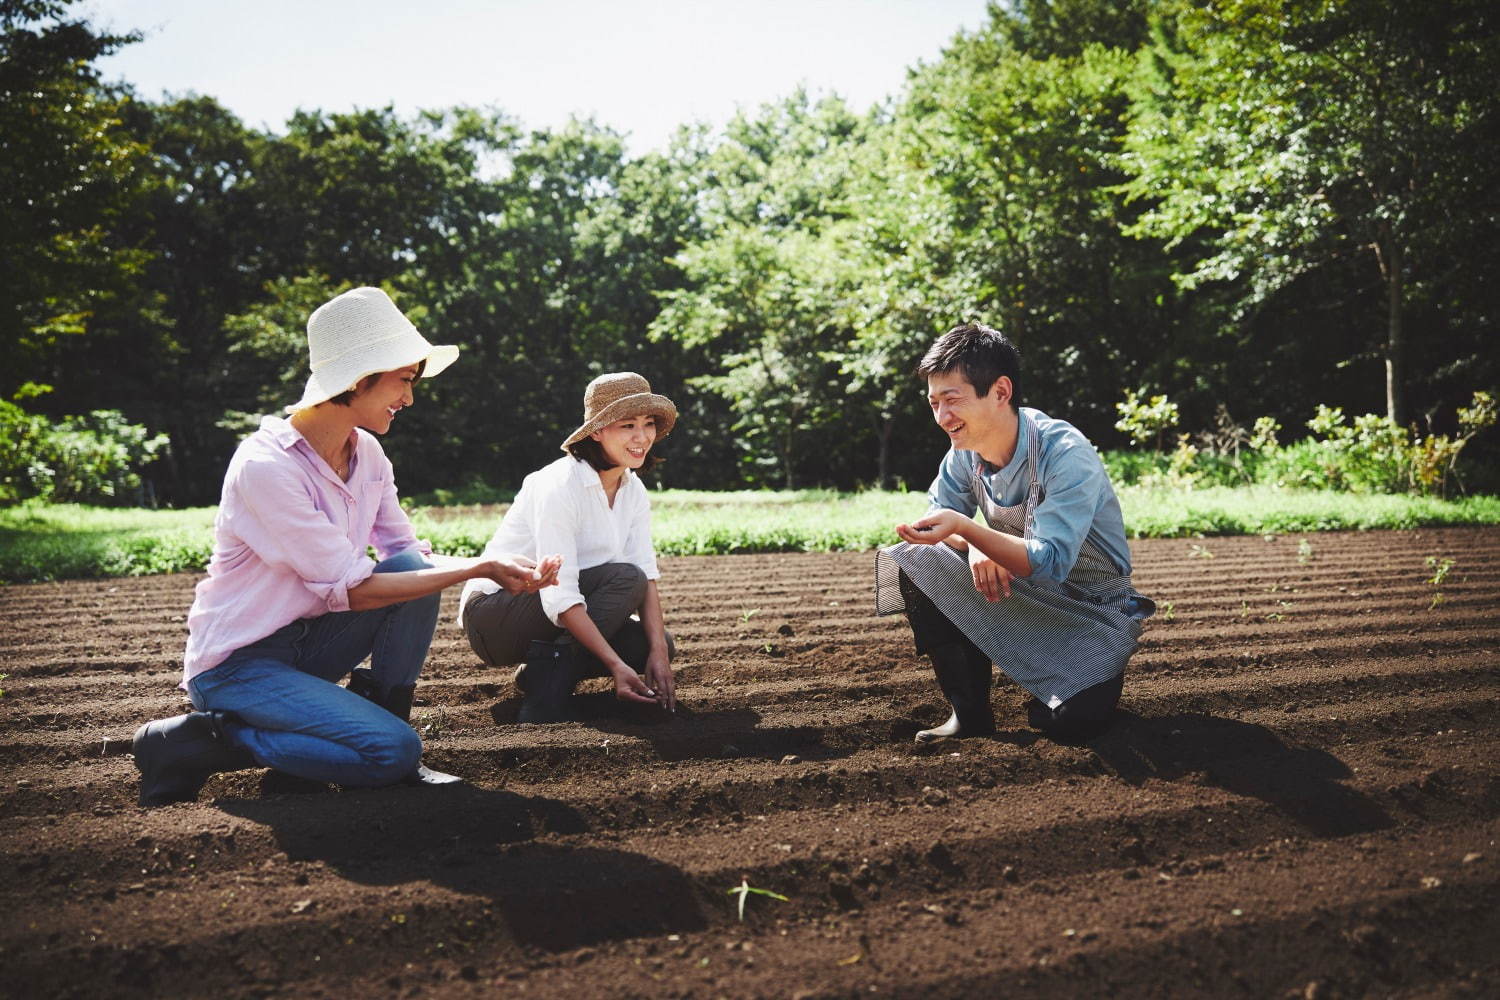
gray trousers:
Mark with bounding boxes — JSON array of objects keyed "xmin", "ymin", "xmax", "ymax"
[{"xmin": 463, "ymin": 561, "xmax": 675, "ymax": 669}]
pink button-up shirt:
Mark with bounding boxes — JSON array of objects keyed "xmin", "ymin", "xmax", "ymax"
[{"xmin": 182, "ymin": 416, "xmax": 429, "ymax": 685}]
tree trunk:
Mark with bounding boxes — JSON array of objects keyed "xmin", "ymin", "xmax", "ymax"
[
  {"xmin": 876, "ymin": 415, "xmax": 894, "ymax": 490},
  {"xmin": 1383, "ymin": 229, "xmax": 1405, "ymax": 428},
  {"xmin": 782, "ymin": 415, "xmax": 796, "ymax": 490}
]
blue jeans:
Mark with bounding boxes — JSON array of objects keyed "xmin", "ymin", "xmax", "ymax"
[{"xmin": 187, "ymin": 549, "xmax": 438, "ymax": 787}]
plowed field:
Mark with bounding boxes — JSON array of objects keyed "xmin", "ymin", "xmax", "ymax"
[{"xmin": 2, "ymin": 527, "xmax": 1498, "ymax": 998}]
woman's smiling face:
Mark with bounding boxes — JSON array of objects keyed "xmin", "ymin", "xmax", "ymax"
[
  {"xmin": 349, "ymin": 365, "xmax": 420, "ymax": 434},
  {"xmin": 590, "ymin": 413, "xmax": 658, "ymax": 469}
]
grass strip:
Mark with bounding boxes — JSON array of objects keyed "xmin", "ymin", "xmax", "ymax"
[{"xmin": 3, "ymin": 488, "xmax": 1498, "ymax": 583}]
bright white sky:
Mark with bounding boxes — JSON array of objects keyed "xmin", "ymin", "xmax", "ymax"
[{"xmin": 85, "ymin": 0, "xmax": 993, "ymax": 155}]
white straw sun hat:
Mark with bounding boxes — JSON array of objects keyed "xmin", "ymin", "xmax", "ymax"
[{"xmin": 285, "ymin": 287, "xmax": 459, "ymax": 413}]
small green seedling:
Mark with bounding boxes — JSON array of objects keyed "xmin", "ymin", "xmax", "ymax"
[
  {"xmin": 738, "ymin": 607, "xmax": 761, "ymax": 624},
  {"xmin": 728, "ymin": 878, "xmax": 788, "ymax": 921},
  {"xmin": 1188, "ymin": 543, "xmax": 1214, "ymax": 560},
  {"xmin": 1296, "ymin": 539, "xmax": 1314, "ymax": 565},
  {"xmin": 1160, "ymin": 601, "xmax": 1176, "ymax": 622},
  {"xmin": 1425, "ymin": 556, "xmax": 1454, "ymax": 588},
  {"xmin": 414, "ymin": 708, "xmax": 449, "ymax": 739},
  {"xmin": 1239, "ymin": 601, "xmax": 1249, "ymax": 619},
  {"xmin": 0, "ymin": 673, "xmax": 6, "ymax": 698},
  {"xmin": 1425, "ymin": 556, "xmax": 1455, "ymax": 611}
]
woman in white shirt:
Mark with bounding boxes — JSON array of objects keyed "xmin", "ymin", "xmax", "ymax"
[{"xmin": 461, "ymin": 372, "xmax": 678, "ymax": 722}]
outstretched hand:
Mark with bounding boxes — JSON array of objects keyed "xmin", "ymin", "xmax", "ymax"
[
  {"xmin": 894, "ymin": 509, "xmax": 968, "ymax": 546},
  {"xmin": 488, "ymin": 553, "xmax": 563, "ymax": 595}
]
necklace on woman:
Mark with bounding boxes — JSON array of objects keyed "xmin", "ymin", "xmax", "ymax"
[
  {"xmin": 289, "ymin": 410, "xmax": 353, "ymax": 481},
  {"xmin": 320, "ymin": 439, "xmax": 351, "ymax": 480}
]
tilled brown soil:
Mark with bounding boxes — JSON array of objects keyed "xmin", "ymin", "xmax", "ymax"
[{"xmin": 1, "ymin": 527, "xmax": 1498, "ymax": 998}]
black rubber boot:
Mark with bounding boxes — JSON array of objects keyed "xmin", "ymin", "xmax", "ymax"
[
  {"xmin": 133, "ymin": 711, "xmax": 254, "ymax": 807},
  {"xmin": 346, "ymin": 673, "xmax": 462, "ymax": 786},
  {"xmin": 915, "ymin": 642, "xmax": 996, "ymax": 744},
  {"xmin": 514, "ymin": 640, "xmax": 586, "ymax": 723},
  {"xmin": 1027, "ymin": 672, "xmax": 1124, "ymax": 744},
  {"xmin": 569, "ymin": 619, "xmax": 650, "ymax": 680}
]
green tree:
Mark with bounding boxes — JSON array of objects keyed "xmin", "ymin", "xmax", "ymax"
[
  {"xmin": 0, "ymin": 0, "xmax": 148, "ymax": 396},
  {"xmin": 650, "ymin": 93, "xmax": 870, "ymax": 488},
  {"xmin": 901, "ymin": 15, "xmax": 1172, "ymax": 437},
  {"xmin": 1120, "ymin": 0, "xmax": 1500, "ymax": 427},
  {"xmin": 835, "ymin": 119, "xmax": 975, "ymax": 487}
]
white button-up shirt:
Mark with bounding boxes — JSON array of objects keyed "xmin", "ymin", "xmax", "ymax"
[{"xmin": 459, "ymin": 456, "xmax": 661, "ymax": 626}]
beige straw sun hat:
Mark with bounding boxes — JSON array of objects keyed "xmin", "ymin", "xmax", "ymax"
[
  {"xmin": 561, "ymin": 372, "xmax": 678, "ymax": 450},
  {"xmin": 285, "ymin": 287, "xmax": 459, "ymax": 413}
]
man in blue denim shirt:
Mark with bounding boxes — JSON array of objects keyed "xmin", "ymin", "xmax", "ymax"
[{"xmin": 881, "ymin": 323, "xmax": 1152, "ymax": 743}]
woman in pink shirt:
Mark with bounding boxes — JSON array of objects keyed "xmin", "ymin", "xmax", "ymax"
[{"xmin": 132, "ymin": 287, "xmax": 560, "ymax": 807}]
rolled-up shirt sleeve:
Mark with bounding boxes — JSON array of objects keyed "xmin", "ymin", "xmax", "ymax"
[
  {"xmin": 926, "ymin": 448, "xmax": 978, "ymax": 516},
  {"xmin": 534, "ymin": 481, "xmax": 585, "ymax": 626},
  {"xmin": 1024, "ymin": 439, "xmax": 1108, "ymax": 585},
  {"xmin": 231, "ymin": 456, "xmax": 375, "ymax": 612}
]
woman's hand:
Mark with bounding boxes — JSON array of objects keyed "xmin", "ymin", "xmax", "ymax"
[
  {"xmin": 533, "ymin": 554, "xmax": 563, "ymax": 587},
  {"xmin": 895, "ymin": 509, "xmax": 969, "ymax": 546},
  {"xmin": 609, "ymin": 662, "xmax": 661, "ymax": 705},
  {"xmin": 644, "ymin": 647, "xmax": 676, "ymax": 713},
  {"xmin": 969, "ymin": 545, "xmax": 1013, "ymax": 602},
  {"xmin": 485, "ymin": 554, "xmax": 563, "ymax": 595}
]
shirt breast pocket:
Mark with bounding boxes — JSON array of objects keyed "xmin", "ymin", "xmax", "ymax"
[{"xmin": 355, "ymin": 482, "xmax": 385, "ymax": 547}]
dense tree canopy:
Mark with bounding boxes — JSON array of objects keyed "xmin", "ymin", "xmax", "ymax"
[
  {"xmin": 3, "ymin": 0, "xmax": 1496, "ymax": 503},
  {"xmin": 1, "ymin": 0, "xmax": 146, "ymax": 392}
]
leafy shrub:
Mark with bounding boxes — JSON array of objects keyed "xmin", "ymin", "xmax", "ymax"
[
  {"xmin": 0, "ymin": 401, "xmax": 55, "ymax": 505},
  {"xmin": 1099, "ymin": 448, "xmax": 1166, "ymax": 486},
  {"xmin": 0, "ymin": 400, "xmax": 169, "ymax": 506},
  {"xmin": 1254, "ymin": 395, "xmax": 1495, "ymax": 495},
  {"xmin": 1109, "ymin": 389, "xmax": 1497, "ymax": 497},
  {"xmin": 1114, "ymin": 388, "xmax": 1179, "ymax": 451}
]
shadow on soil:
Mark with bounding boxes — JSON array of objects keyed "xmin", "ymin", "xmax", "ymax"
[
  {"xmin": 217, "ymin": 785, "xmax": 707, "ymax": 951},
  {"xmin": 1090, "ymin": 710, "xmax": 1393, "ymax": 838},
  {"xmin": 489, "ymin": 692, "xmax": 845, "ymax": 763}
]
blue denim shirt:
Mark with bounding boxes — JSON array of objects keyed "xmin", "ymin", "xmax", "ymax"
[{"xmin": 926, "ymin": 407, "xmax": 1131, "ymax": 584}]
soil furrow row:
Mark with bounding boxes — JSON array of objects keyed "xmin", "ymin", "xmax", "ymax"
[{"xmin": 4, "ymin": 527, "xmax": 1500, "ymax": 997}]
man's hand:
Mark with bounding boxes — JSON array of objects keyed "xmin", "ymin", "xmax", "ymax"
[
  {"xmin": 895, "ymin": 509, "xmax": 968, "ymax": 546},
  {"xmin": 969, "ymin": 546, "xmax": 1012, "ymax": 602},
  {"xmin": 644, "ymin": 648, "xmax": 676, "ymax": 713}
]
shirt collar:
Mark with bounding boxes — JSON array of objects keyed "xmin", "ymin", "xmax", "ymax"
[
  {"xmin": 261, "ymin": 415, "xmax": 302, "ymax": 449},
  {"xmin": 569, "ymin": 455, "xmax": 634, "ymax": 492},
  {"xmin": 261, "ymin": 415, "xmax": 362, "ymax": 491}
]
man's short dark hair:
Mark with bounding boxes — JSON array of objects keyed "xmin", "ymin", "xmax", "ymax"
[
  {"xmin": 567, "ymin": 436, "xmax": 664, "ymax": 474},
  {"xmin": 915, "ymin": 323, "xmax": 1021, "ymax": 406},
  {"xmin": 330, "ymin": 359, "xmax": 427, "ymax": 407}
]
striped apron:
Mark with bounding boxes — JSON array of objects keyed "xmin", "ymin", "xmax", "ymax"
[{"xmin": 876, "ymin": 420, "xmax": 1154, "ymax": 708}]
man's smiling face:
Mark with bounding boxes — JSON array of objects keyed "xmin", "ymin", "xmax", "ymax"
[{"xmin": 927, "ymin": 369, "xmax": 1006, "ymax": 451}]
